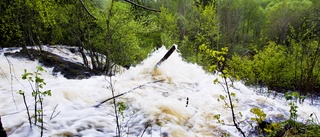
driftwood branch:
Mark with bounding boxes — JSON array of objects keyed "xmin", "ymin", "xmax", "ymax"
[
  {"xmin": 93, "ymin": 79, "xmax": 164, "ymax": 108},
  {"xmin": 79, "ymin": 0, "xmax": 98, "ymax": 20},
  {"xmin": 124, "ymin": 0, "xmax": 161, "ymax": 12}
]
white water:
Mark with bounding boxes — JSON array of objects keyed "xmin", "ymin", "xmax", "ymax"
[{"xmin": 0, "ymin": 46, "xmax": 319, "ymax": 137}]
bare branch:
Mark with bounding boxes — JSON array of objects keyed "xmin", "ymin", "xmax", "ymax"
[
  {"xmin": 79, "ymin": 0, "xmax": 98, "ymax": 20},
  {"xmin": 93, "ymin": 79, "xmax": 164, "ymax": 108},
  {"xmin": 124, "ymin": 0, "xmax": 161, "ymax": 12},
  {"xmin": 50, "ymin": 104, "xmax": 61, "ymax": 120}
]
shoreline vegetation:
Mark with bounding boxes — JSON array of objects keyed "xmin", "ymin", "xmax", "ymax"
[{"xmin": 1, "ymin": 0, "xmax": 320, "ymax": 97}]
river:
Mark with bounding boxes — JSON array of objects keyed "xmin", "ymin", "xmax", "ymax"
[{"xmin": 0, "ymin": 46, "xmax": 319, "ymax": 137}]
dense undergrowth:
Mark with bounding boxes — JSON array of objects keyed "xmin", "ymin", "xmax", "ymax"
[{"xmin": 226, "ymin": 24, "xmax": 320, "ymax": 99}]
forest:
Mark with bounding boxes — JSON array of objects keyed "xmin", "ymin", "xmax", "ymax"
[{"xmin": 1, "ymin": 0, "xmax": 320, "ymax": 97}]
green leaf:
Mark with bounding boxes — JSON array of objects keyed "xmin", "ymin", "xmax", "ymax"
[
  {"xmin": 118, "ymin": 102, "xmax": 126, "ymax": 112},
  {"xmin": 36, "ymin": 66, "xmax": 46, "ymax": 72},
  {"xmin": 18, "ymin": 90, "xmax": 24, "ymax": 95},
  {"xmin": 213, "ymin": 78, "xmax": 219, "ymax": 84},
  {"xmin": 219, "ymin": 95, "xmax": 225, "ymax": 100},
  {"xmin": 32, "ymin": 91, "xmax": 37, "ymax": 97},
  {"xmin": 38, "ymin": 118, "xmax": 43, "ymax": 123},
  {"xmin": 285, "ymin": 92, "xmax": 293, "ymax": 101},
  {"xmin": 291, "ymin": 91, "xmax": 299, "ymax": 98},
  {"xmin": 231, "ymin": 92, "xmax": 236, "ymax": 97}
]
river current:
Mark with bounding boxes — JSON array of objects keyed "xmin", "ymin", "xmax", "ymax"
[{"xmin": 0, "ymin": 46, "xmax": 319, "ymax": 137}]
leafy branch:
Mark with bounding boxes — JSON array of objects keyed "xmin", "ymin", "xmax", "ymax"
[
  {"xmin": 200, "ymin": 44, "xmax": 246, "ymax": 137},
  {"xmin": 19, "ymin": 66, "xmax": 52, "ymax": 137}
]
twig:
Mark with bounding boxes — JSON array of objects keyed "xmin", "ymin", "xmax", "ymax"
[
  {"xmin": 140, "ymin": 122, "xmax": 150, "ymax": 137},
  {"xmin": 312, "ymin": 112, "xmax": 320, "ymax": 124},
  {"xmin": 21, "ymin": 92, "xmax": 32, "ymax": 128},
  {"xmin": 109, "ymin": 76, "xmax": 121, "ymax": 136},
  {"xmin": 124, "ymin": 0, "xmax": 161, "ymax": 12},
  {"xmin": 4, "ymin": 55, "xmax": 18, "ymax": 111},
  {"xmin": 0, "ymin": 66, "xmax": 10, "ymax": 84},
  {"xmin": 93, "ymin": 79, "xmax": 164, "ymax": 108},
  {"xmin": 124, "ymin": 113, "xmax": 135, "ymax": 136},
  {"xmin": 79, "ymin": 0, "xmax": 98, "ymax": 20},
  {"xmin": 50, "ymin": 104, "xmax": 61, "ymax": 120},
  {"xmin": 223, "ymin": 76, "xmax": 246, "ymax": 136}
]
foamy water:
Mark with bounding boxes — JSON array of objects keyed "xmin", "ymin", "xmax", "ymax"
[{"xmin": 0, "ymin": 46, "xmax": 319, "ymax": 137}]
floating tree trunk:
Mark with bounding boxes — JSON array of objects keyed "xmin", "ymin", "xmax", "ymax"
[
  {"xmin": 155, "ymin": 45, "xmax": 176, "ymax": 68},
  {"xmin": 94, "ymin": 45, "xmax": 177, "ymax": 107}
]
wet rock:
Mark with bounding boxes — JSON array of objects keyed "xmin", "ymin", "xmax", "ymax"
[
  {"xmin": 249, "ymin": 117, "xmax": 281, "ymax": 137},
  {"xmin": 5, "ymin": 49, "xmax": 104, "ymax": 79},
  {"xmin": 259, "ymin": 118, "xmax": 273, "ymax": 136},
  {"xmin": 68, "ymin": 48, "xmax": 78, "ymax": 53}
]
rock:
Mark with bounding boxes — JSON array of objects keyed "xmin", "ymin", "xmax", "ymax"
[
  {"xmin": 258, "ymin": 118, "xmax": 273, "ymax": 136},
  {"xmin": 5, "ymin": 48, "xmax": 104, "ymax": 79},
  {"xmin": 259, "ymin": 118, "xmax": 272, "ymax": 130}
]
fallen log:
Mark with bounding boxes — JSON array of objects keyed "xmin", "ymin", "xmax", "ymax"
[
  {"xmin": 93, "ymin": 79, "xmax": 164, "ymax": 108},
  {"xmin": 154, "ymin": 45, "xmax": 176, "ymax": 68}
]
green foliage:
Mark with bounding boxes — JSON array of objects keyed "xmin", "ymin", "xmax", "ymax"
[
  {"xmin": 249, "ymin": 105, "xmax": 320, "ymax": 137},
  {"xmin": 249, "ymin": 107, "xmax": 277, "ymax": 135},
  {"xmin": 284, "ymin": 91, "xmax": 305, "ymax": 124},
  {"xmin": 251, "ymin": 42, "xmax": 293, "ymax": 90},
  {"xmin": 200, "ymin": 44, "xmax": 245, "ymax": 136},
  {"xmin": 117, "ymin": 102, "xmax": 126, "ymax": 119},
  {"xmin": 199, "ymin": 44, "xmax": 228, "ymax": 73},
  {"xmin": 2, "ymin": 0, "xmax": 320, "ymax": 97},
  {"xmin": 263, "ymin": 0, "xmax": 313, "ymax": 43},
  {"xmin": 250, "ymin": 107, "xmax": 266, "ymax": 124},
  {"xmin": 213, "ymin": 114, "xmax": 225, "ymax": 125},
  {"xmin": 228, "ymin": 23, "xmax": 320, "ymax": 95},
  {"xmin": 96, "ymin": 2, "xmax": 145, "ymax": 66},
  {"xmin": 19, "ymin": 66, "xmax": 51, "ymax": 136},
  {"xmin": 179, "ymin": 1, "xmax": 220, "ymax": 63},
  {"xmin": 158, "ymin": 6, "xmax": 179, "ymax": 47},
  {"xmin": 266, "ymin": 120, "xmax": 320, "ymax": 137},
  {"xmin": 21, "ymin": 66, "xmax": 52, "ymax": 98}
]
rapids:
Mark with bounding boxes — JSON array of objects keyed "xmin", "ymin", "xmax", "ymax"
[{"xmin": 0, "ymin": 46, "xmax": 319, "ymax": 137}]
